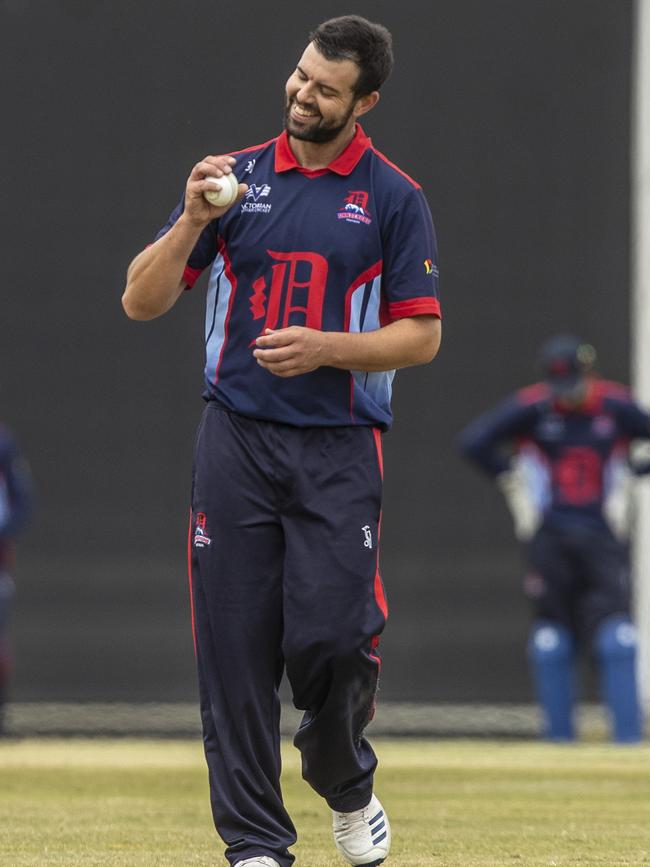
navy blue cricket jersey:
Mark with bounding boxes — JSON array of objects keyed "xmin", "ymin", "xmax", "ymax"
[
  {"xmin": 460, "ymin": 379, "xmax": 650, "ymax": 528},
  {"xmin": 0, "ymin": 424, "xmax": 31, "ymax": 569},
  {"xmin": 155, "ymin": 125, "xmax": 440, "ymax": 430}
]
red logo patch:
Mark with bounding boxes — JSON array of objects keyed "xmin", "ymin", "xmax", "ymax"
[
  {"xmin": 338, "ymin": 190, "xmax": 372, "ymax": 225},
  {"xmin": 193, "ymin": 512, "xmax": 212, "ymax": 548}
]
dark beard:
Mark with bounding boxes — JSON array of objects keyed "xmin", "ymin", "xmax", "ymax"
[{"xmin": 284, "ymin": 99, "xmax": 355, "ymax": 144}]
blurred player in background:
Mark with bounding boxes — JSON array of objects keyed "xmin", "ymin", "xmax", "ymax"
[
  {"xmin": 0, "ymin": 420, "xmax": 32, "ymax": 734},
  {"xmin": 459, "ymin": 334, "xmax": 649, "ymax": 743},
  {"xmin": 122, "ymin": 15, "xmax": 441, "ymax": 867}
]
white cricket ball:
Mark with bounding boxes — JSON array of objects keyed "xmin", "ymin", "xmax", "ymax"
[{"xmin": 203, "ymin": 171, "xmax": 239, "ymax": 208}]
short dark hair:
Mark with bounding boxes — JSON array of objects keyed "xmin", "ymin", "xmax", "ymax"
[{"xmin": 309, "ymin": 15, "xmax": 394, "ymax": 97}]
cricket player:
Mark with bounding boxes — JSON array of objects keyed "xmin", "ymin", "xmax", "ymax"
[
  {"xmin": 0, "ymin": 421, "xmax": 32, "ymax": 733},
  {"xmin": 122, "ymin": 15, "xmax": 441, "ymax": 867},
  {"xmin": 460, "ymin": 334, "xmax": 649, "ymax": 743}
]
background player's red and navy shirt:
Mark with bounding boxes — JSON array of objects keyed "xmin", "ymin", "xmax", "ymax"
[
  {"xmin": 0, "ymin": 424, "xmax": 32, "ymax": 570},
  {"xmin": 155, "ymin": 125, "xmax": 440, "ymax": 430},
  {"xmin": 459, "ymin": 378, "xmax": 650, "ymax": 529}
]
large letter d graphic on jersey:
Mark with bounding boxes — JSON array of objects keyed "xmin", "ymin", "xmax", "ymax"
[{"xmin": 250, "ymin": 250, "xmax": 328, "ymax": 331}]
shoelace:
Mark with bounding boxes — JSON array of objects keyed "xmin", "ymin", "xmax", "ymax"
[{"xmin": 334, "ymin": 804, "xmax": 369, "ymax": 830}]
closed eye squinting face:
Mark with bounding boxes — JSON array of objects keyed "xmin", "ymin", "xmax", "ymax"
[{"xmin": 284, "ymin": 42, "xmax": 361, "ymax": 144}]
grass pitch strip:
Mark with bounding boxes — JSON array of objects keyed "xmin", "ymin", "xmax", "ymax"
[{"xmin": 1, "ymin": 738, "xmax": 650, "ymax": 866}]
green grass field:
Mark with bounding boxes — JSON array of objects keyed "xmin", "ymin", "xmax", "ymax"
[{"xmin": 2, "ymin": 738, "xmax": 650, "ymax": 866}]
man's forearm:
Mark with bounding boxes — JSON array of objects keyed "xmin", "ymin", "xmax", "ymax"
[
  {"xmin": 253, "ymin": 316, "xmax": 441, "ymax": 377},
  {"xmin": 122, "ymin": 213, "xmax": 205, "ymax": 320},
  {"xmin": 324, "ymin": 316, "xmax": 441, "ymax": 372}
]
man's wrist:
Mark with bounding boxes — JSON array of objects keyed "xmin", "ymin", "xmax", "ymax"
[
  {"xmin": 321, "ymin": 331, "xmax": 340, "ymax": 368},
  {"xmin": 177, "ymin": 208, "xmax": 211, "ymax": 234}
]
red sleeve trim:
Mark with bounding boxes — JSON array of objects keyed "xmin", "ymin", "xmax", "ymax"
[
  {"xmin": 183, "ymin": 265, "xmax": 203, "ymax": 288},
  {"xmin": 388, "ymin": 297, "xmax": 441, "ymax": 319}
]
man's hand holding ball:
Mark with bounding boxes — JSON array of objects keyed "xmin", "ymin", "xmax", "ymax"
[
  {"xmin": 184, "ymin": 156, "xmax": 247, "ymax": 225},
  {"xmin": 204, "ymin": 171, "xmax": 240, "ymax": 208}
]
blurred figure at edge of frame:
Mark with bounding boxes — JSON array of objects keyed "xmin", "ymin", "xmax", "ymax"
[
  {"xmin": 459, "ymin": 334, "xmax": 650, "ymax": 743},
  {"xmin": 0, "ymin": 419, "xmax": 32, "ymax": 734}
]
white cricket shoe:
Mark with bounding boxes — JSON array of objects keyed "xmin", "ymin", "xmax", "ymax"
[
  {"xmin": 332, "ymin": 794, "xmax": 391, "ymax": 865},
  {"xmin": 233, "ymin": 858, "xmax": 281, "ymax": 867}
]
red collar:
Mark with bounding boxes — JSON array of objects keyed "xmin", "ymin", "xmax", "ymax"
[{"xmin": 274, "ymin": 124, "xmax": 372, "ymax": 176}]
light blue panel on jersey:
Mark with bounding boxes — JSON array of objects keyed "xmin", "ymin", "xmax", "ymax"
[
  {"xmin": 348, "ymin": 275, "xmax": 395, "ymax": 409},
  {"xmin": 347, "ymin": 275, "xmax": 382, "ymax": 334},
  {"xmin": 593, "ymin": 617, "xmax": 642, "ymax": 743},
  {"xmin": 205, "ymin": 253, "xmax": 235, "ymax": 384},
  {"xmin": 527, "ymin": 621, "xmax": 575, "ymax": 741},
  {"xmin": 357, "ymin": 369, "xmax": 396, "ymax": 410}
]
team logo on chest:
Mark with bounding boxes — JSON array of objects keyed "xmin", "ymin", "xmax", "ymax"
[
  {"xmin": 249, "ymin": 251, "xmax": 327, "ymax": 329},
  {"xmin": 338, "ymin": 190, "xmax": 372, "ymax": 226},
  {"xmin": 241, "ymin": 183, "xmax": 272, "ymax": 214}
]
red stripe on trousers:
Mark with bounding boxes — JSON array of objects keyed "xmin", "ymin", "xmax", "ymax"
[
  {"xmin": 372, "ymin": 428, "xmax": 388, "ymax": 619},
  {"xmin": 187, "ymin": 509, "xmax": 197, "ymax": 655}
]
